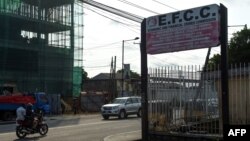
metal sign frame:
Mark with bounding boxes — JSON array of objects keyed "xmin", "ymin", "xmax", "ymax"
[{"xmin": 140, "ymin": 4, "xmax": 228, "ymax": 141}]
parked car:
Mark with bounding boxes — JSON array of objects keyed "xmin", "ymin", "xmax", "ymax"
[{"xmin": 101, "ymin": 96, "xmax": 141, "ymax": 119}]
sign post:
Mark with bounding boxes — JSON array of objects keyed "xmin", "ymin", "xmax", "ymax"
[
  {"xmin": 220, "ymin": 4, "xmax": 229, "ymax": 138},
  {"xmin": 141, "ymin": 3, "xmax": 228, "ymax": 140},
  {"xmin": 141, "ymin": 19, "xmax": 148, "ymax": 141}
]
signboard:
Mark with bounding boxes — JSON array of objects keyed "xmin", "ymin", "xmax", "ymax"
[
  {"xmin": 124, "ymin": 64, "xmax": 130, "ymax": 80},
  {"xmin": 146, "ymin": 4, "xmax": 220, "ymax": 54}
]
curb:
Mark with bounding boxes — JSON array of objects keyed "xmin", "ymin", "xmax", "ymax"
[{"xmin": 103, "ymin": 130, "xmax": 141, "ymax": 141}]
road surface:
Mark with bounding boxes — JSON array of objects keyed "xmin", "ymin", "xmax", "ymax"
[{"xmin": 0, "ymin": 114, "xmax": 141, "ymax": 141}]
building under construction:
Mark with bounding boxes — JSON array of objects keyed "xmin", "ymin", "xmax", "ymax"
[{"xmin": 0, "ymin": 0, "xmax": 84, "ymax": 97}]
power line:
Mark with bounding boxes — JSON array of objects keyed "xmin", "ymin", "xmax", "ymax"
[
  {"xmin": 84, "ymin": 41, "xmax": 121, "ymax": 50},
  {"xmin": 84, "ymin": 65, "xmax": 110, "ymax": 68},
  {"xmin": 116, "ymin": 0, "xmax": 160, "ymax": 14},
  {"xmin": 81, "ymin": 0, "xmax": 143, "ymax": 23},
  {"xmin": 84, "ymin": 7, "xmax": 140, "ymax": 34},
  {"xmin": 84, "ymin": 5, "xmax": 140, "ymax": 33},
  {"xmin": 85, "ymin": 5, "xmax": 140, "ymax": 27},
  {"xmin": 152, "ymin": 0, "xmax": 178, "ymax": 11},
  {"xmin": 149, "ymin": 55, "xmax": 177, "ymax": 66}
]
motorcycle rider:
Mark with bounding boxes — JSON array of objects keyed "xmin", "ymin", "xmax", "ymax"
[
  {"xmin": 16, "ymin": 104, "xmax": 26, "ymax": 122},
  {"xmin": 16, "ymin": 103, "xmax": 49, "ymax": 138},
  {"xmin": 25, "ymin": 103, "xmax": 37, "ymax": 130}
]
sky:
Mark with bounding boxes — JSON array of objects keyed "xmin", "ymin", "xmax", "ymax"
[{"xmin": 82, "ymin": 0, "xmax": 250, "ymax": 78}]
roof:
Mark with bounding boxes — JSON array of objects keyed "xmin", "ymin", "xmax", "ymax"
[
  {"xmin": 91, "ymin": 73, "xmax": 110, "ymax": 80},
  {"xmin": 91, "ymin": 73, "xmax": 123, "ymax": 80}
]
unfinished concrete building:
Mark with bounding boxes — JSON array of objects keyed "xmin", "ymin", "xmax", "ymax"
[{"xmin": 0, "ymin": 0, "xmax": 84, "ymax": 97}]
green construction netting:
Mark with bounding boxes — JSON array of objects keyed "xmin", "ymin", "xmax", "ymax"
[
  {"xmin": 0, "ymin": 0, "xmax": 20, "ymax": 11},
  {"xmin": 72, "ymin": 67, "xmax": 82, "ymax": 97},
  {"xmin": 73, "ymin": 67, "xmax": 82, "ymax": 85},
  {"xmin": 72, "ymin": 85, "xmax": 81, "ymax": 97}
]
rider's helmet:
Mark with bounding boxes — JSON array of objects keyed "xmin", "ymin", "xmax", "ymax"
[{"xmin": 26, "ymin": 103, "xmax": 33, "ymax": 111}]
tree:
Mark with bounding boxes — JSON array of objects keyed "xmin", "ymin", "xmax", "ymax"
[
  {"xmin": 117, "ymin": 69, "xmax": 140, "ymax": 79},
  {"xmin": 208, "ymin": 26, "xmax": 250, "ymax": 68},
  {"xmin": 229, "ymin": 26, "xmax": 250, "ymax": 64},
  {"xmin": 207, "ymin": 53, "xmax": 220, "ymax": 70},
  {"xmin": 82, "ymin": 69, "xmax": 89, "ymax": 82}
]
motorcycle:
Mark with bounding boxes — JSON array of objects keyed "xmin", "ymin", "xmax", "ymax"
[{"xmin": 16, "ymin": 110, "xmax": 48, "ymax": 139}]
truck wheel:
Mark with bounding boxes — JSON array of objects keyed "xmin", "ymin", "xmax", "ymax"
[
  {"xmin": 118, "ymin": 110, "xmax": 126, "ymax": 119},
  {"xmin": 102, "ymin": 115, "xmax": 109, "ymax": 120},
  {"xmin": 3, "ymin": 112, "xmax": 14, "ymax": 121}
]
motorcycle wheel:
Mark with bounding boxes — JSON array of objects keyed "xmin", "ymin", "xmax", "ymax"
[
  {"xmin": 39, "ymin": 124, "xmax": 48, "ymax": 136},
  {"xmin": 16, "ymin": 126, "xmax": 27, "ymax": 139}
]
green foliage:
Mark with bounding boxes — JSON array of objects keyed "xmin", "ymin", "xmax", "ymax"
[
  {"xmin": 130, "ymin": 70, "xmax": 140, "ymax": 79},
  {"xmin": 117, "ymin": 69, "xmax": 140, "ymax": 79},
  {"xmin": 208, "ymin": 26, "xmax": 250, "ymax": 68},
  {"xmin": 82, "ymin": 69, "xmax": 89, "ymax": 82},
  {"xmin": 229, "ymin": 26, "xmax": 250, "ymax": 64},
  {"xmin": 207, "ymin": 53, "xmax": 220, "ymax": 69}
]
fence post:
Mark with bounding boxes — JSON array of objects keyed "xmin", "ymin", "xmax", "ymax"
[{"xmin": 220, "ymin": 4, "xmax": 229, "ymax": 136}]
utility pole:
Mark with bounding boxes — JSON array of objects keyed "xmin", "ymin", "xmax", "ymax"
[
  {"xmin": 121, "ymin": 37, "xmax": 139, "ymax": 97},
  {"xmin": 114, "ymin": 56, "xmax": 117, "ymax": 99}
]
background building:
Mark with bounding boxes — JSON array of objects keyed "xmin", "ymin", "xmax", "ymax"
[{"xmin": 0, "ymin": 0, "xmax": 83, "ymax": 97}]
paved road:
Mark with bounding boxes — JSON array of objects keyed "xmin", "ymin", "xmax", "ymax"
[{"xmin": 0, "ymin": 114, "xmax": 141, "ymax": 141}]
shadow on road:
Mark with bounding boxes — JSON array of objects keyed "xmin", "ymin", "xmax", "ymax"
[
  {"xmin": 47, "ymin": 116, "xmax": 81, "ymax": 128},
  {"xmin": 13, "ymin": 135, "xmax": 47, "ymax": 141}
]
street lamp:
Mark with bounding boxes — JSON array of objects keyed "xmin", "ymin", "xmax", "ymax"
[{"xmin": 121, "ymin": 37, "xmax": 139, "ymax": 97}]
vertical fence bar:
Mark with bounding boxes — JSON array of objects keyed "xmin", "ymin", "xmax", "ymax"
[
  {"xmin": 240, "ymin": 63, "xmax": 242, "ymax": 124},
  {"xmin": 248, "ymin": 63, "xmax": 250, "ymax": 124},
  {"xmin": 148, "ymin": 67, "xmax": 151, "ymax": 131},
  {"xmin": 230, "ymin": 64, "xmax": 233, "ymax": 124},
  {"xmin": 217, "ymin": 64, "xmax": 222, "ymax": 134},
  {"xmin": 167, "ymin": 66, "xmax": 171, "ymax": 131},
  {"xmin": 210, "ymin": 63, "xmax": 213, "ymax": 134},
  {"xmin": 155, "ymin": 67, "xmax": 158, "ymax": 127},
  {"xmin": 160, "ymin": 66, "xmax": 164, "ymax": 130},
  {"xmin": 164, "ymin": 66, "xmax": 166, "ymax": 129},
  {"xmin": 244, "ymin": 63, "xmax": 247, "ymax": 124},
  {"xmin": 235, "ymin": 63, "xmax": 238, "ymax": 123}
]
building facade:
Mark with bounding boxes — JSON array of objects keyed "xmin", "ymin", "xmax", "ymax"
[{"xmin": 0, "ymin": 0, "xmax": 83, "ymax": 96}]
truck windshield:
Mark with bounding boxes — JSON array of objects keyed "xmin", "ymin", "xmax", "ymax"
[
  {"xmin": 112, "ymin": 98, "xmax": 126, "ymax": 104},
  {"xmin": 39, "ymin": 95, "xmax": 49, "ymax": 104}
]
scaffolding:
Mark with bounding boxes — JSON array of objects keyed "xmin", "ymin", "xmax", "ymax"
[{"xmin": 0, "ymin": 0, "xmax": 84, "ymax": 97}]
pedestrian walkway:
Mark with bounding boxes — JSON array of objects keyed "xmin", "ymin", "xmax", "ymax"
[{"xmin": 103, "ymin": 130, "xmax": 141, "ymax": 141}]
